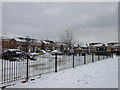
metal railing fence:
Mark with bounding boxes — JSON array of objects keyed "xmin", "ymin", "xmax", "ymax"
[{"xmin": 0, "ymin": 52, "xmax": 114, "ymax": 84}]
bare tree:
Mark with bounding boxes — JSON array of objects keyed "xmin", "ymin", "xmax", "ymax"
[{"xmin": 61, "ymin": 30, "xmax": 75, "ymax": 49}]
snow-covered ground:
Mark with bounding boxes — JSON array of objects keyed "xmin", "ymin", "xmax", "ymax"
[{"xmin": 6, "ymin": 56, "xmax": 118, "ymax": 88}]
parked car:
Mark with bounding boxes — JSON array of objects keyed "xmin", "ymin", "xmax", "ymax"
[
  {"xmin": 30, "ymin": 52, "xmax": 39, "ymax": 56},
  {"xmin": 36, "ymin": 49, "xmax": 46, "ymax": 55},
  {"xmin": 51, "ymin": 50, "xmax": 63, "ymax": 55},
  {"xmin": 2, "ymin": 49, "xmax": 26, "ymax": 61}
]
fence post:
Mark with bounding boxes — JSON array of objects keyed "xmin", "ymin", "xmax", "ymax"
[
  {"xmin": 103, "ymin": 54, "xmax": 104, "ymax": 59},
  {"xmin": 73, "ymin": 53, "xmax": 74, "ymax": 68},
  {"xmin": 2, "ymin": 54, "xmax": 3, "ymax": 84},
  {"xmin": 92, "ymin": 53, "xmax": 94, "ymax": 62},
  {"xmin": 112, "ymin": 53, "xmax": 113, "ymax": 58},
  {"xmin": 84, "ymin": 53, "xmax": 86, "ymax": 64},
  {"xmin": 55, "ymin": 53, "xmax": 57, "ymax": 72},
  {"xmin": 26, "ymin": 54, "xmax": 29, "ymax": 81},
  {"xmin": 98, "ymin": 54, "xmax": 100, "ymax": 61}
]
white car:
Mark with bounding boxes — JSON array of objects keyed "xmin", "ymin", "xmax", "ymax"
[{"xmin": 51, "ymin": 50, "xmax": 63, "ymax": 55}]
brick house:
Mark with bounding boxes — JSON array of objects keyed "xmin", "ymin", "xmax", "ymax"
[
  {"xmin": 41, "ymin": 40, "xmax": 54, "ymax": 51},
  {"xmin": 9, "ymin": 39, "xmax": 17, "ymax": 49},
  {"xmin": 107, "ymin": 42, "xmax": 120, "ymax": 51},
  {"xmin": 54, "ymin": 42, "xmax": 69, "ymax": 51},
  {"xmin": 31, "ymin": 39, "xmax": 42, "ymax": 52},
  {"xmin": 15, "ymin": 37, "xmax": 42, "ymax": 52},
  {"xmin": 0, "ymin": 35, "xmax": 17, "ymax": 51}
]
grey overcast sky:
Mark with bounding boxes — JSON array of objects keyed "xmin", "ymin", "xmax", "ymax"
[{"xmin": 2, "ymin": 2, "xmax": 118, "ymax": 44}]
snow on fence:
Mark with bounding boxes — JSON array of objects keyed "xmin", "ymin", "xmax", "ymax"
[{"xmin": 0, "ymin": 52, "xmax": 114, "ymax": 84}]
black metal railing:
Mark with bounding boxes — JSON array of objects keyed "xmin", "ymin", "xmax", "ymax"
[{"xmin": 0, "ymin": 52, "xmax": 115, "ymax": 84}]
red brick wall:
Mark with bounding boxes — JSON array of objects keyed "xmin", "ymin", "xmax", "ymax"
[{"xmin": 9, "ymin": 39, "xmax": 17, "ymax": 49}]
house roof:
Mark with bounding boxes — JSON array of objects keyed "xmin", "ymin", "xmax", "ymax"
[
  {"xmin": 42, "ymin": 40, "xmax": 54, "ymax": 44},
  {"xmin": 107, "ymin": 42, "xmax": 120, "ymax": 46},
  {"xmin": 54, "ymin": 41, "xmax": 68, "ymax": 46},
  {"xmin": 88, "ymin": 43, "xmax": 104, "ymax": 47},
  {"xmin": 32, "ymin": 39, "xmax": 42, "ymax": 44},
  {"xmin": 14, "ymin": 37, "xmax": 27, "ymax": 42}
]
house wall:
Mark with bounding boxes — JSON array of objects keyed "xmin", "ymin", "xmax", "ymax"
[
  {"xmin": 2, "ymin": 39, "xmax": 9, "ymax": 50},
  {"xmin": 9, "ymin": 39, "xmax": 17, "ymax": 49}
]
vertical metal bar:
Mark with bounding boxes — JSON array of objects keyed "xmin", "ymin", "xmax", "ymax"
[
  {"xmin": 16, "ymin": 59, "xmax": 17, "ymax": 80},
  {"xmin": 112, "ymin": 53, "xmax": 113, "ymax": 58},
  {"xmin": 92, "ymin": 53, "xmax": 94, "ymax": 62},
  {"xmin": 79, "ymin": 53, "xmax": 81, "ymax": 65},
  {"xmin": 20, "ymin": 57, "xmax": 23, "ymax": 78},
  {"xmin": 12, "ymin": 54, "xmax": 13, "ymax": 81},
  {"xmin": 84, "ymin": 53, "xmax": 86, "ymax": 65},
  {"xmin": 14, "ymin": 61, "xmax": 16, "ymax": 80},
  {"xmin": 55, "ymin": 53, "xmax": 57, "ymax": 72},
  {"xmin": 3, "ymin": 56, "xmax": 6, "ymax": 83},
  {"xmin": 46, "ymin": 54, "xmax": 48, "ymax": 73},
  {"xmin": 23, "ymin": 56, "xmax": 25, "ymax": 79},
  {"xmin": 21, "ymin": 57, "xmax": 23, "ymax": 79},
  {"xmin": 2, "ymin": 54, "xmax": 3, "ymax": 84},
  {"xmin": 35, "ymin": 56, "xmax": 36, "ymax": 76},
  {"xmin": 73, "ymin": 53, "xmax": 74, "ymax": 68},
  {"xmin": 18, "ymin": 57, "xmax": 20, "ymax": 80},
  {"xmin": 6, "ymin": 58, "xmax": 8, "ymax": 82},
  {"xmin": 29, "ymin": 55, "xmax": 30, "ymax": 77},
  {"xmin": 8, "ymin": 58, "xmax": 10, "ymax": 82},
  {"xmin": 98, "ymin": 54, "xmax": 100, "ymax": 61},
  {"xmin": 26, "ymin": 54, "xmax": 29, "ymax": 81},
  {"xmin": 37, "ymin": 56, "xmax": 38, "ymax": 76},
  {"xmin": 41, "ymin": 55, "xmax": 42, "ymax": 74}
]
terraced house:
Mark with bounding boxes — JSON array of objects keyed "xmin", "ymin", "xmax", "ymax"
[
  {"xmin": 0, "ymin": 35, "xmax": 70, "ymax": 53},
  {"xmin": 0, "ymin": 35, "xmax": 17, "ymax": 51}
]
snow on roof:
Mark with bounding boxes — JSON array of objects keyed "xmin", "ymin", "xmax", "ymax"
[
  {"xmin": 42, "ymin": 40, "xmax": 52, "ymax": 44},
  {"xmin": 81, "ymin": 44, "xmax": 87, "ymax": 47},
  {"xmin": 32, "ymin": 40, "xmax": 42, "ymax": 44},
  {"xmin": 54, "ymin": 42, "xmax": 67, "ymax": 45},
  {"xmin": 14, "ymin": 37, "xmax": 27, "ymax": 42},
  {"xmin": 107, "ymin": 42, "xmax": 120, "ymax": 46},
  {"xmin": 113, "ymin": 43, "xmax": 120, "ymax": 46},
  {"xmin": 92, "ymin": 44, "xmax": 103, "ymax": 47},
  {"xmin": 109, "ymin": 43, "xmax": 120, "ymax": 46},
  {"xmin": 88, "ymin": 43, "xmax": 103, "ymax": 47},
  {"xmin": 73, "ymin": 45, "xmax": 77, "ymax": 47}
]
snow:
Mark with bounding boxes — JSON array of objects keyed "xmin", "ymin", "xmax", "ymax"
[
  {"xmin": 30, "ymin": 52, "xmax": 39, "ymax": 56},
  {"xmin": 113, "ymin": 43, "xmax": 120, "ymax": 46},
  {"xmin": 51, "ymin": 50, "xmax": 61, "ymax": 53},
  {"xmin": 6, "ymin": 57, "xmax": 118, "ymax": 88},
  {"xmin": 6, "ymin": 49, "xmax": 21, "ymax": 52},
  {"xmin": 41, "ymin": 50, "xmax": 46, "ymax": 54},
  {"xmin": 91, "ymin": 44, "xmax": 103, "ymax": 47},
  {"xmin": 14, "ymin": 38, "xmax": 26, "ymax": 42},
  {"xmin": 42, "ymin": 40, "xmax": 51, "ymax": 44}
]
